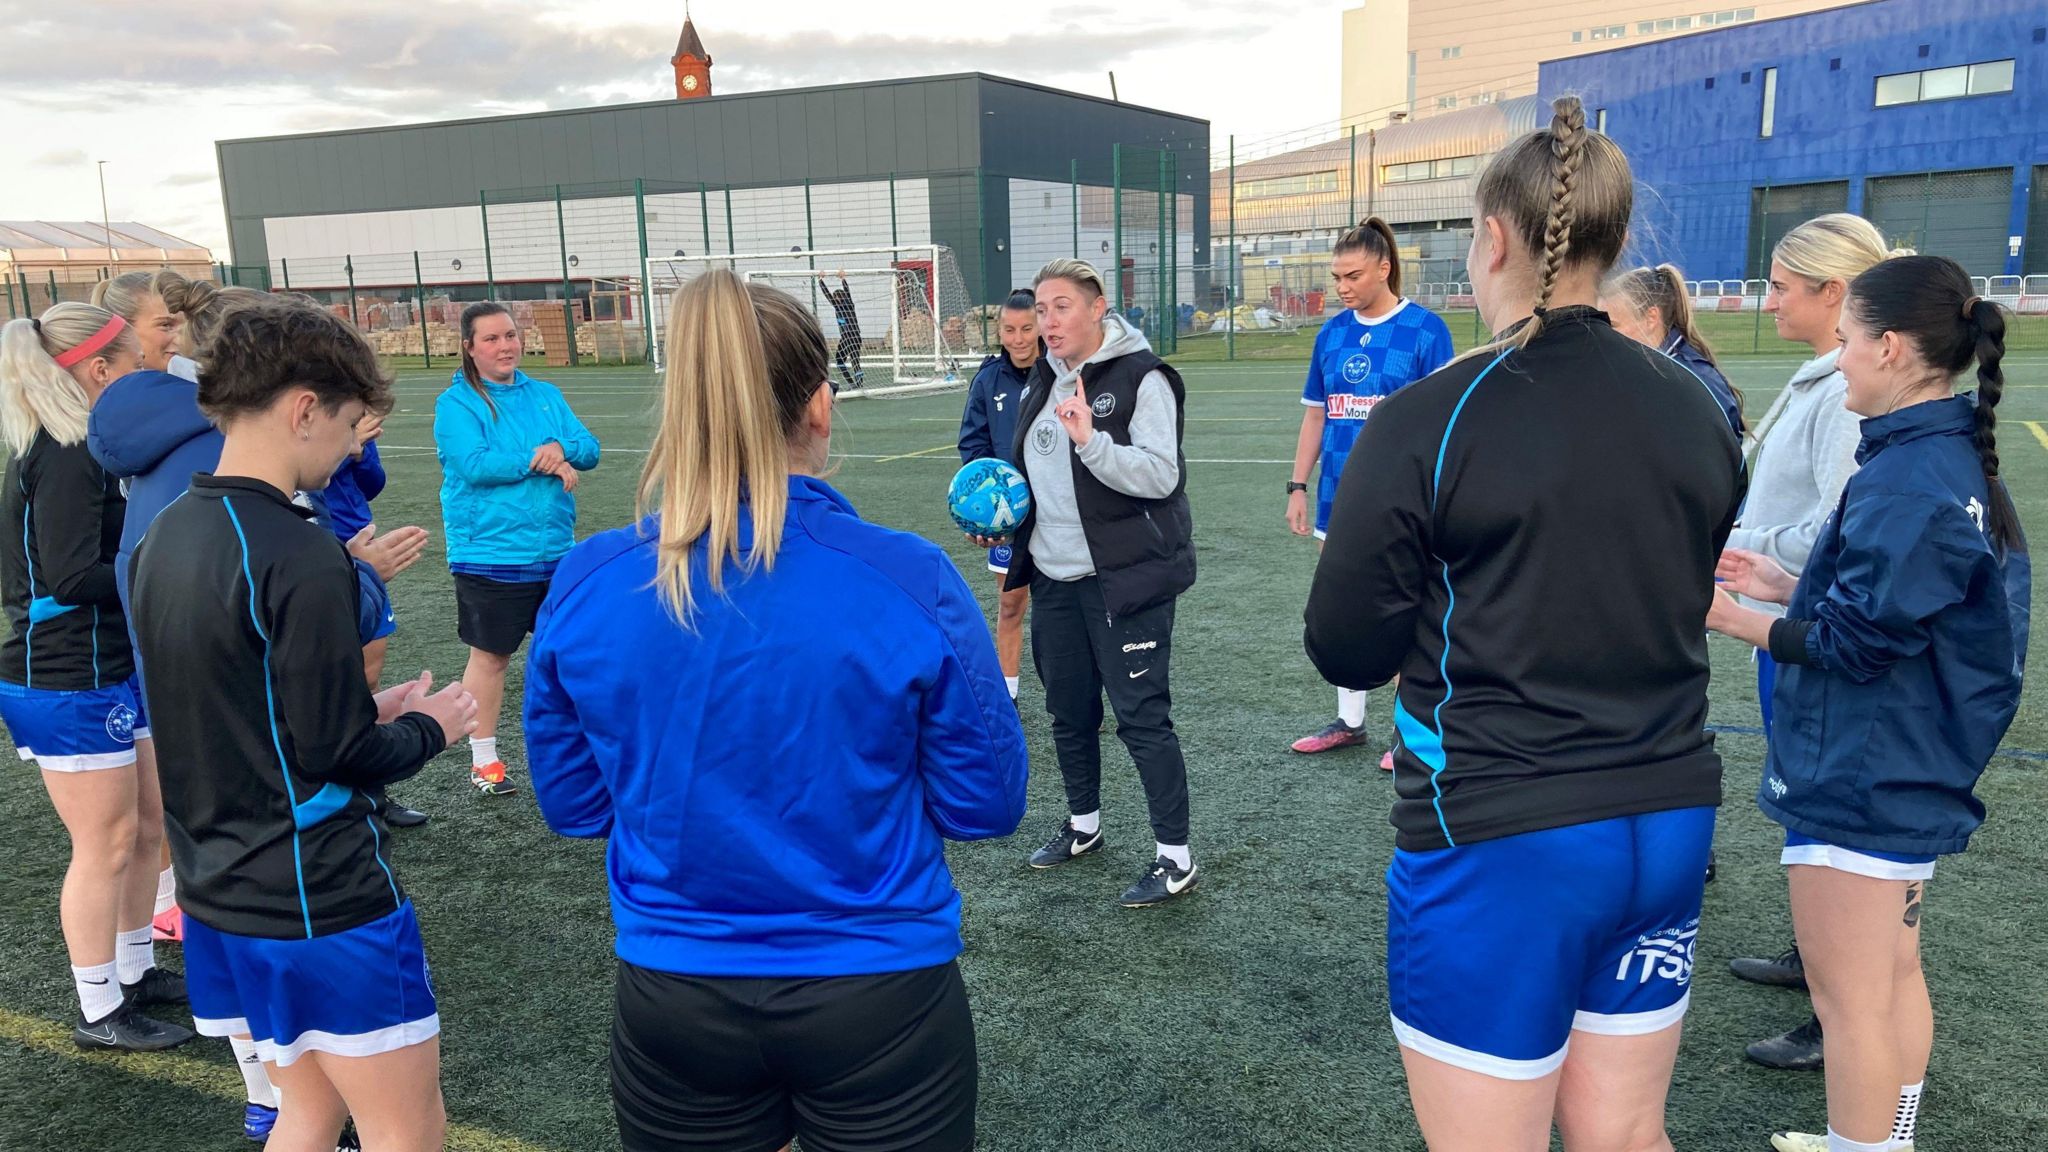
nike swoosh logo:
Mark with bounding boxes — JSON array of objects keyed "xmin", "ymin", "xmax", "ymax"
[
  {"xmin": 79, "ymin": 1026, "xmax": 116, "ymax": 1043},
  {"xmin": 1128, "ymin": 668, "xmax": 1150, "ymax": 679},
  {"xmin": 1165, "ymin": 867, "xmax": 1196, "ymax": 894},
  {"xmin": 82, "ymin": 979, "xmax": 110, "ymax": 985}
]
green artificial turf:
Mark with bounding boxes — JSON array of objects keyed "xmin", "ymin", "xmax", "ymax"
[{"xmin": 2, "ymin": 353, "xmax": 2045, "ymax": 1151}]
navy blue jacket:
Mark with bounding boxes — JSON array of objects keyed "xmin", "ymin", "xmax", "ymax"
[
  {"xmin": 956, "ymin": 352, "xmax": 1035, "ymax": 463},
  {"xmin": 1761, "ymin": 396, "xmax": 2029, "ymax": 856},
  {"xmin": 1663, "ymin": 333, "xmax": 1744, "ymax": 436},
  {"xmin": 523, "ymin": 475, "xmax": 1028, "ymax": 978},
  {"xmin": 86, "ymin": 368, "xmax": 224, "ymax": 611},
  {"xmin": 322, "ymin": 443, "xmax": 385, "ymax": 541}
]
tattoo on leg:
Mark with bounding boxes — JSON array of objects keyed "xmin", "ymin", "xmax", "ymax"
[{"xmin": 1904, "ymin": 882, "xmax": 1923, "ymax": 928}]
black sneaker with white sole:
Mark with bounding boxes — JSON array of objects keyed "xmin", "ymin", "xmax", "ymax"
[
  {"xmin": 1027, "ymin": 820, "xmax": 1105, "ymax": 869},
  {"xmin": 72, "ymin": 1001, "xmax": 196, "ymax": 1052},
  {"xmin": 1120, "ymin": 856, "xmax": 1199, "ymax": 907},
  {"xmin": 121, "ymin": 966, "xmax": 187, "ymax": 1008}
]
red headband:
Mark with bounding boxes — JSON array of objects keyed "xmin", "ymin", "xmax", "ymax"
[{"xmin": 52, "ymin": 314, "xmax": 127, "ymax": 369}]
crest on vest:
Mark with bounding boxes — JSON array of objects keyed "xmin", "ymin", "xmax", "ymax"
[{"xmin": 1090, "ymin": 393, "xmax": 1116, "ymax": 418}]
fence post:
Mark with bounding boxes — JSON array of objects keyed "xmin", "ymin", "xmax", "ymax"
[
  {"xmin": 47, "ymin": 270, "xmax": 60, "ymax": 307},
  {"xmin": 1348, "ymin": 125, "xmax": 1358, "ymax": 227},
  {"xmin": 723, "ymin": 185, "xmax": 735, "ymax": 258},
  {"xmin": 413, "ymin": 251, "xmax": 432, "ymax": 369},
  {"xmin": 1226, "ymin": 136, "xmax": 1236, "ymax": 361},
  {"xmin": 555, "ymin": 184, "xmax": 578, "ymax": 368},
  {"xmin": 2, "ymin": 277, "xmax": 13, "ymax": 321},
  {"xmin": 889, "ymin": 172, "xmax": 899, "ymax": 247},
  {"xmin": 345, "ymin": 257, "xmax": 359, "ymax": 328},
  {"xmin": 1752, "ymin": 183, "xmax": 1771, "ymax": 354},
  {"xmin": 1112, "ymin": 144, "xmax": 1124, "ymax": 314},
  {"xmin": 698, "ymin": 181, "xmax": 712, "ymax": 257},
  {"xmin": 976, "ymin": 166, "xmax": 990, "ymax": 348},
  {"xmin": 1919, "ymin": 171, "xmax": 1933, "ymax": 256},
  {"xmin": 1157, "ymin": 149, "xmax": 1169, "ymax": 351},
  {"xmin": 1071, "ymin": 158, "xmax": 1080, "ymax": 260},
  {"xmin": 480, "ymin": 190, "xmax": 497, "ymax": 302},
  {"xmin": 635, "ymin": 177, "xmax": 653, "ymax": 364},
  {"xmin": 804, "ymin": 179, "xmax": 816, "ymax": 276},
  {"xmin": 280, "ymin": 258, "xmax": 292, "ymax": 292}
]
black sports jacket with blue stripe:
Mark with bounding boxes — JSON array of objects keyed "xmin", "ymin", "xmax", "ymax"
[
  {"xmin": 1305, "ymin": 306, "xmax": 1746, "ymax": 852},
  {"xmin": 0, "ymin": 431, "xmax": 132, "ymax": 690},
  {"xmin": 133, "ymin": 474, "xmax": 445, "ymax": 939}
]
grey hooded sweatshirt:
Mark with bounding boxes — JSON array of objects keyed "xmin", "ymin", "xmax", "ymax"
[
  {"xmin": 1022, "ymin": 314, "xmax": 1181, "ymax": 581},
  {"xmin": 1726, "ymin": 347, "xmax": 1863, "ymax": 614}
]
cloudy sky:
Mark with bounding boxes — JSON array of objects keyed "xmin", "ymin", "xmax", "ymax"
[{"xmin": 1, "ymin": 0, "xmax": 1354, "ymax": 256}]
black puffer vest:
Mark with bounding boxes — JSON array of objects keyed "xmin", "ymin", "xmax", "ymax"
[{"xmin": 1003, "ymin": 349, "xmax": 1195, "ymax": 618}]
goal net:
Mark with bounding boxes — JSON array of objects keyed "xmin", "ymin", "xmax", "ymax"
[{"xmin": 645, "ymin": 245, "xmax": 980, "ymax": 399}]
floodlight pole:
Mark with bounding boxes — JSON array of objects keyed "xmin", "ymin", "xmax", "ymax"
[{"xmin": 97, "ymin": 161, "xmax": 113, "ymax": 269}]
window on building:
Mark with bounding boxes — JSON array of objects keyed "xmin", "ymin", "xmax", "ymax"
[
  {"xmin": 1736, "ymin": 8, "xmax": 1755, "ymax": 18},
  {"xmin": 1237, "ymin": 171, "xmax": 1341, "ymax": 199},
  {"xmin": 1719, "ymin": 9, "xmax": 1736, "ymax": 22},
  {"xmin": 1760, "ymin": 67, "xmax": 1778, "ymax": 137},
  {"xmin": 1591, "ymin": 27, "xmax": 1607, "ymax": 40},
  {"xmin": 1384, "ymin": 156, "xmax": 1483, "ymax": 184},
  {"xmin": 1875, "ymin": 59, "xmax": 2016, "ymax": 106},
  {"xmin": 1437, "ymin": 94, "xmax": 1459, "ymax": 108},
  {"xmin": 1610, "ymin": 24, "xmax": 1626, "ymax": 36},
  {"xmin": 1572, "ymin": 30, "xmax": 1583, "ymax": 42},
  {"xmin": 1638, "ymin": 20, "xmax": 1655, "ymax": 33},
  {"xmin": 1596, "ymin": 107, "xmax": 1609, "ymax": 133},
  {"xmin": 1440, "ymin": 45, "xmax": 1462, "ymax": 58},
  {"xmin": 1677, "ymin": 16, "xmax": 1693, "ymax": 28},
  {"xmin": 1657, "ymin": 18, "xmax": 1675, "ymax": 31}
]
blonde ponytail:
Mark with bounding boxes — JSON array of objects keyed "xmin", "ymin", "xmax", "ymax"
[
  {"xmin": 0, "ymin": 303, "xmax": 133, "ymax": 454},
  {"xmin": 638, "ymin": 270, "xmax": 830, "ymax": 626}
]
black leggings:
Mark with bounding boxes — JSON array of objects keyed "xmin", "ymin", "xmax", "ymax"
[{"xmin": 835, "ymin": 332, "xmax": 864, "ymax": 388}]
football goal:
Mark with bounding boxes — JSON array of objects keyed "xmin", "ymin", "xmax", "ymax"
[{"xmin": 645, "ymin": 245, "xmax": 981, "ymax": 399}]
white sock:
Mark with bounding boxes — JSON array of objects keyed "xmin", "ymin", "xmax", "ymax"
[
  {"xmin": 1156, "ymin": 842, "xmax": 1192, "ymax": 870},
  {"xmin": 470, "ymin": 736, "xmax": 499, "ymax": 769},
  {"xmin": 115, "ymin": 926, "xmax": 154, "ymax": 985},
  {"xmin": 1828, "ymin": 1129, "xmax": 1890, "ymax": 1152},
  {"xmin": 73, "ymin": 961, "xmax": 122, "ymax": 1022},
  {"xmin": 1005, "ymin": 676, "xmax": 1019, "ymax": 700},
  {"xmin": 154, "ymin": 867, "xmax": 177, "ymax": 916},
  {"xmin": 1337, "ymin": 687, "xmax": 1367, "ymax": 729},
  {"xmin": 1892, "ymin": 1082, "xmax": 1923, "ymax": 1147},
  {"xmin": 229, "ymin": 1036, "xmax": 279, "ymax": 1107},
  {"xmin": 1069, "ymin": 810, "xmax": 1100, "ymax": 835}
]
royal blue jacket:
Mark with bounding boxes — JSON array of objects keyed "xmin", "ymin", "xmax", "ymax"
[
  {"xmin": 322, "ymin": 442, "xmax": 385, "ymax": 541},
  {"xmin": 1760, "ymin": 396, "xmax": 2030, "ymax": 856},
  {"xmin": 1663, "ymin": 332, "xmax": 1744, "ymax": 437},
  {"xmin": 524, "ymin": 475, "xmax": 1028, "ymax": 978},
  {"xmin": 85, "ymin": 368, "xmax": 224, "ymax": 611},
  {"xmin": 434, "ymin": 370, "xmax": 599, "ymax": 566},
  {"xmin": 957, "ymin": 352, "xmax": 1035, "ymax": 463}
]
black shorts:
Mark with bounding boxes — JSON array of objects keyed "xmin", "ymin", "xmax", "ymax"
[
  {"xmin": 611, "ymin": 959, "xmax": 977, "ymax": 1152},
  {"xmin": 452, "ymin": 574, "xmax": 550, "ymax": 656}
]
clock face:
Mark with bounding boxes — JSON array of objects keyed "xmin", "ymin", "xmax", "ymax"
[{"xmin": 682, "ymin": 74, "xmax": 699, "ymax": 91}]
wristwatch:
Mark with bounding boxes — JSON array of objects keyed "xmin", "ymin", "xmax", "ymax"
[{"xmin": 1285, "ymin": 481, "xmax": 1308, "ymax": 494}]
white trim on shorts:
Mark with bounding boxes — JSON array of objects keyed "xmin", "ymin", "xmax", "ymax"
[
  {"xmin": 134, "ymin": 727, "xmax": 151, "ymax": 741},
  {"xmin": 987, "ymin": 561, "xmax": 1010, "ymax": 576},
  {"xmin": 1782, "ymin": 842, "xmax": 1935, "ymax": 881},
  {"xmin": 192, "ymin": 1013, "xmax": 253, "ymax": 1038},
  {"xmin": 1390, "ymin": 1014, "xmax": 1568, "ymax": 1081},
  {"xmin": 1572, "ymin": 991, "xmax": 1691, "ymax": 1037},
  {"xmin": 21, "ymin": 748, "xmax": 139, "ymax": 773},
  {"xmin": 262, "ymin": 1014, "xmax": 441, "ymax": 1068},
  {"xmin": 1313, "ymin": 529, "xmax": 1327, "ymax": 541}
]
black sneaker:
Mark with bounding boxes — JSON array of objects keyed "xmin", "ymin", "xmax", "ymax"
[
  {"xmin": 1027, "ymin": 820, "xmax": 1105, "ymax": 869},
  {"xmin": 383, "ymin": 802, "xmax": 429, "ymax": 829},
  {"xmin": 1745, "ymin": 1015, "xmax": 1824, "ymax": 1070},
  {"xmin": 1120, "ymin": 856, "xmax": 1199, "ymax": 907},
  {"xmin": 1730, "ymin": 941, "xmax": 1807, "ymax": 989},
  {"xmin": 1704, "ymin": 846, "xmax": 1717, "ymax": 884},
  {"xmin": 336, "ymin": 1119, "xmax": 362, "ymax": 1150},
  {"xmin": 122, "ymin": 966, "xmax": 187, "ymax": 1008},
  {"xmin": 73, "ymin": 1001, "xmax": 196, "ymax": 1052}
]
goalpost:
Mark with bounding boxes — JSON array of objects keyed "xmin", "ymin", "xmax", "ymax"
[{"xmin": 645, "ymin": 244, "xmax": 981, "ymax": 399}]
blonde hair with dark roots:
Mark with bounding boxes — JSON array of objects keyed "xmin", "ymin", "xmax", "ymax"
[
  {"xmin": 1465, "ymin": 96, "xmax": 1633, "ymax": 360},
  {"xmin": 638, "ymin": 270, "xmax": 830, "ymax": 626},
  {"xmin": 1772, "ymin": 213, "xmax": 1904, "ymax": 290},
  {"xmin": 0, "ymin": 303, "xmax": 138, "ymax": 454}
]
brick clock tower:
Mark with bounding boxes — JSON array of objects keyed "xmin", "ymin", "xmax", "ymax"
[{"xmin": 671, "ymin": 8, "xmax": 712, "ymax": 100}]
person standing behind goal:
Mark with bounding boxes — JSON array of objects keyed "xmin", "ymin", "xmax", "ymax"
[
  {"xmin": 817, "ymin": 271, "xmax": 864, "ymax": 390},
  {"xmin": 1003, "ymin": 258, "xmax": 1201, "ymax": 908}
]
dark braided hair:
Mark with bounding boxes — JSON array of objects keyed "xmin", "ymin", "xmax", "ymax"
[
  {"xmin": 1846, "ymin": 255, "xmax": 2023, "ymax": 553},
  {"xmin": 1333, "ymin": 216, "xmax": 1402, "ymax": 296}
]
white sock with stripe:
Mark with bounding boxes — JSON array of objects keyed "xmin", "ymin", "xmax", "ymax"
[
  {"xmin": 1337, "ymin": 688, "xmax": 1367, "ymax": 729},
  {"xmin": 470, "ymin": 736, "xmax": 498, "ymax": 769},
  {"xmin": 230, "ymin": 1036, "xmax": 279, "ymax": 1108},
  {"xmin": 115, "ymin": 926, "xmax": 154, "ymax": 985},
  {"xmin": 1892, "ymin": 1081, "xmax": 1922, "ymax": 1148},
  {"xmin": 1828, "ymin": 1129, "xmax": 1889, "ymax": 1152},
  {"xmin": 73, "ymin": 961, "xmax": 122, "ymax": 1023}
]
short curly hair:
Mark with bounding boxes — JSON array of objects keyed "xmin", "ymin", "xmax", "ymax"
[{"xmin": 196, "ymin": 294, "xmax": 392, "ymax": 423}]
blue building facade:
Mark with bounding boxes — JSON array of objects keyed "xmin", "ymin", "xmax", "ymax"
[{"xmin": 1540, "ymin": 0, "xmax": 2048, "ymax": 280}]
